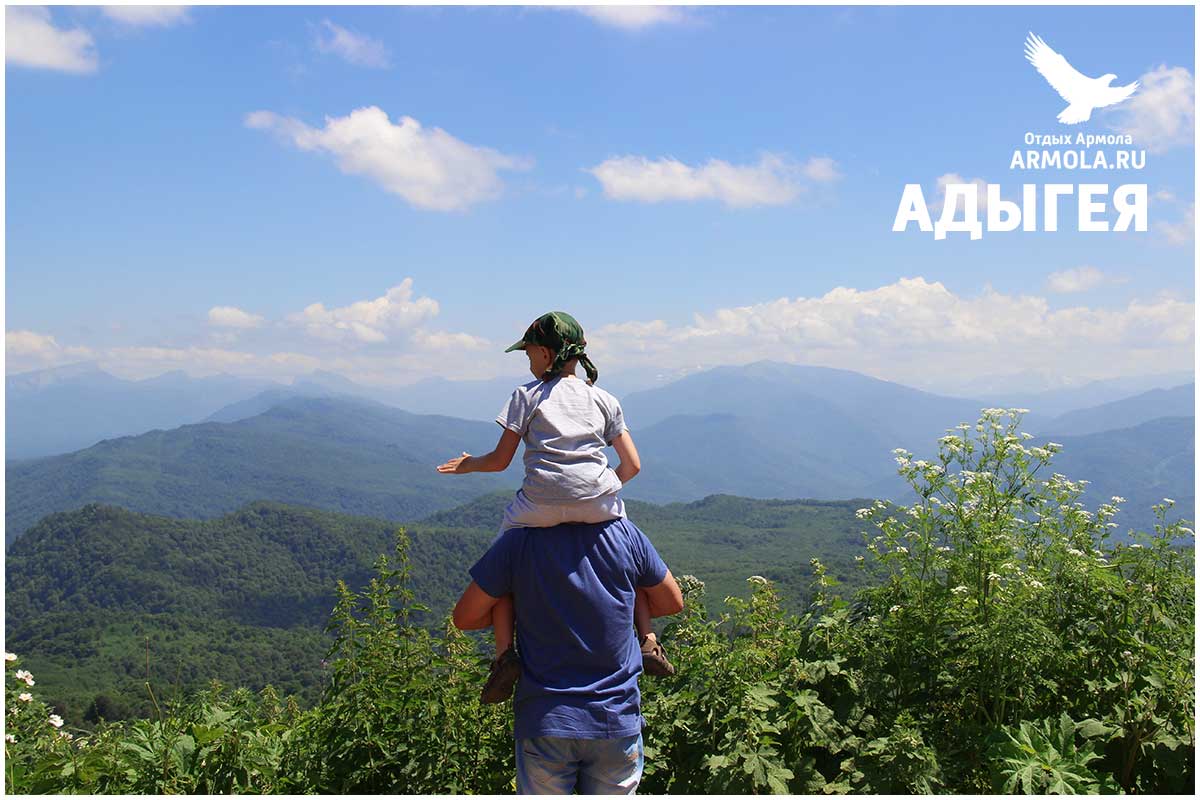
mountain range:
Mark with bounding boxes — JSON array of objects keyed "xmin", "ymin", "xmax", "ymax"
[
  {"xmin": 7, "ymin": 360, "xmax": 1192, "ymax": 460},
  {"xmin": 5, "ymin": 394, "xmax": 521, "ymax": 545},
  {"xmin": 5, "ymin": 362, "xmax": 691, "ymax": 460},
  {"xmin": 6, "ymin": 362, "xmax": 1192, "ymax": 543}
]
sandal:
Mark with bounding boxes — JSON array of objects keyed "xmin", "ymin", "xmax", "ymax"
[
  {"xmin": 481, "ymin": 646, "xmax": 522, "ymax": 704},
  {"xmin": 640, "ymin": 633, "xmax": 676, "ymax": 677}
]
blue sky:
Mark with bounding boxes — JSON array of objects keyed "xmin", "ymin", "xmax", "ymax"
[{"xmin": 5, "ymin": 4, "xmax": 1195, "ymax": 393}]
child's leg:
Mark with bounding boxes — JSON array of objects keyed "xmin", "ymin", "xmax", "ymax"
[
  {"xmin": 493, "ymin": 594, "xmax": 515, "ymax": 655},
  {"xmin": 634, "ymin": 588, "xmax": 652, "ymax": 641}
]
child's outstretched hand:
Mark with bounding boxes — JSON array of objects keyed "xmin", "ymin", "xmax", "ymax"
[{"xmin": 437, "ymin": 452, "xmax": 472, "ymax": 474}]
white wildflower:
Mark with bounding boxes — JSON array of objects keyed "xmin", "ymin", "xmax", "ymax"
[
  {"xmin": 58, "ymin": 731, "xmax": 73, "ymax": 741},
  {"xmin": 951, "ymin": 585, "xmax": 969, "ymax": 595},
  {"xmin": 14, "ymin": 670, "xmax": 34, "ymax": 687},
  {"xmin": 889, "ymin": 605, "xmax": 901, "ymax": 613},
  {"xmin": 747, "ymin": 575, "xmax": 769, "ymax": 585},
  {"xmin": 1027, "ymin": 579, "xmax": 1044, "ymax": 589},
  {"xmin": 4, "ymin": 653, "xmax": 15, "ymax": 663},
  {"xmin": 855, "ymin": 508, "xmax": 871, "ymax": 519},
  {"xmin": 1067, "ymin": 548, "xmax": 1084, "ymax": 557},
  {"xmin": 855, "ymin": 555, "xmax": 865, "ymax": 563},
  {"xmin": 1163, "ymin": 497, "xmax": 1175, "ymax": 505},
  {"xmin": 1129, "ymin": 543, "xmax": 1143, "ymax": 549},
  {"xmin": 48, "ymin": 715, "xmax": 63, "ymax": 729},
  {"xmin": 987, "ymin": 572, "xmax": 1001, "ymax": 581},
  {"xmin": 18, "ymin": 693, "xmax": 31, "ymax": 703},
  {"xmin": 937, "ymin": 546, "xmax": 951, "ymax": 552},
  {"xmin": 4, "ymin": 734, "xmax": 13, "ymax": 744},
  {"xmin": 895, "ymin": 546, "xmax": 908, "ymax": 554},
  {"xmin": 1111, "ymin": 496, "xmax": 1126, "ymax": 503},
  {"xmin": 1021, "ymin": 432, "xmax": 1034, "ymax": 440}
]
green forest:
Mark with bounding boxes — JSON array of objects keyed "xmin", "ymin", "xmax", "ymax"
[
  {"xmin": 6, "ymin": 492, "xmax": 868, "ymax": 722},
  {"xmin": 4, "ymin": 410, "xmax": 1195, "ymax": 793}
]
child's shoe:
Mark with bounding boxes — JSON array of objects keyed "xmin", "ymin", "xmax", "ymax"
[
  {"xmin": 639, "ymin": 632, "xmax": 676, "ymax": 676},
  {"xmin": 481, "ymin": 646, "xmax": 522, "ymax": 704}
]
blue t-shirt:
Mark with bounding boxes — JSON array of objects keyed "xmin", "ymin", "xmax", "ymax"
[{"xmin": 469, "ymin": 517, "xmax": 668, "ymax": 741}]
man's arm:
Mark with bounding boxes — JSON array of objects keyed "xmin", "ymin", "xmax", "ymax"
[
  {"xmin": 611, "ymin": 431, "xmax": 641, "ymax": 484},
  {"xmin": 437, "ymin": 428, "xmax": 521, "ymax": 474},
  {"xmin": 641, "ymin": 569, "xmax": 684, "ymax": 617},
  {"xmin": 453, "ymin": 581, "xmax": 502, "ymax": 630}
]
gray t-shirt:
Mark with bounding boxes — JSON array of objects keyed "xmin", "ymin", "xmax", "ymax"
[{"xmin": 496, "ymin": 376, "xmax": 627, "ymax": 505}]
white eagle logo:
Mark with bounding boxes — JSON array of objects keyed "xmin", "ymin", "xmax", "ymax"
[{"xmin": 1024, "ymin": 32, "xmax": 1139, "ymax": 125}]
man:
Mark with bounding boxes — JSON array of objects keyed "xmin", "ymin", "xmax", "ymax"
[{"xmin": 453, "ymin": 517, "xmax": 684, "ymax": 794}]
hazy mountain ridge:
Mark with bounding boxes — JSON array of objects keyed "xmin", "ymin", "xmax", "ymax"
[
  {"xmin": 5, "ymin": 395, "xmax": 520, "ymax": 545},
  {"xmin": 8, "ymin": 364, "xmax": 1193, "ymax": 542}
]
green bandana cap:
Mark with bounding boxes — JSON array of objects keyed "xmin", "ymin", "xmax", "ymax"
[{"xmin": 505, "ymin": 311, "xmax": 600, "ymax": 384}]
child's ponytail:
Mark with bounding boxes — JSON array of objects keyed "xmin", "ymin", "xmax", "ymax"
[{"xmin": 544, "ymin": 342, "xmax": 599, "ymax": 385}]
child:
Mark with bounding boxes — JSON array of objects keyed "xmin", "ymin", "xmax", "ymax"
[{"xmin": 437, "ymin": 311, "xmax": 674, "ymax": 703}]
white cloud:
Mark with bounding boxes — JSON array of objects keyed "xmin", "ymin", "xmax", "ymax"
[
  {"xmin": 1156, "ymin": 201, "xmax": 1195, "ymax": 246},
  {"xmin": 313, "ymin": 19, "xmax": 390, "ymax": 68},
  {"xmin": 285, "ymin": 279, "xmax": 440, "ymax": 345},
  {"xmin": 208, "ymin": 306, "xmax": 265, "ymax": 329},
  {"xmin": 7, "ymin": 330, "xmax": 64, "ymax": 357},
  {"xmin": 1046, "ymin": 266, "xmax": 1127, "ymax": 294},
  {"xmin": 246, "ymin": 106, "xmax": 530, "ymax": 211},
  {"xmin": 101, "ymin": 6, "xmax": 190, "ymax": 27},
  {"xmin": 1154, "ymin": 189, "xmax": 1176, "ymax": 203},
  {"xmin": 801, "ymin": 157, "xmax": 841, "ymax": 183},
  {"xmin": 6, "ymin": 279, "xmax": 501, "ymax": 385},
  {"xmin": 588, "ymin": 153, "xmax": 823, "ymax": 207},
  {"xmin": 931, "ymin": 173, "xmax": 990, "ymax": 213},
  {"xmin": 1110, "ymin": 65, "xmax": 1195, "ymax": 153},
  {"xmin": 5, "ymin": 6, "xmax": 98, "ymax": 74},
  {"xmin": 410, "ymin": 329, "xmax": 490, "ymax": 351},
  {"xmin": 570, "ymin": 6, "xmax": 691, "ymax": 31},
  {"xmin": 584, "ymin": 277, "xmax": 1193, "ymax": 385},
  {"xmin": 6, "ymin": 330, "xmax": 96, "ymax": 373}
]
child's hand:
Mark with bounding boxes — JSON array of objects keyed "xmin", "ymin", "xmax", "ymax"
[{"xmin": 437, "ymin": 452, "xmax": 473, "ymax": 474}]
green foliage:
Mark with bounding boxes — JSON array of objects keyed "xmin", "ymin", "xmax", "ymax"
[
  {"xmin": 5, "ymin": 410, "xmax": 1194, "ymax": 794},
  {"xmin": 987, "ymin": 712, "xmax": 1119, "ymax": 794},
  {"xmin": 280, "ymin": 530, "xmax": 514, "ymax": 793},
  {"xmin": 6, "ymin": 493, "xmax": 867, "ymax": 723}
]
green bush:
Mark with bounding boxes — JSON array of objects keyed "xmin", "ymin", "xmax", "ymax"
[{"xmin": 5, "ymin": 410, "xmax": 1193, "ymax": 794}]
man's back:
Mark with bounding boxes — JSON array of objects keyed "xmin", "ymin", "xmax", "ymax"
[{"xmin": 469, "ymin": 517, "xmax": 667, "ymax": 740}]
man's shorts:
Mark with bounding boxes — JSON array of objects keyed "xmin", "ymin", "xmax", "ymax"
[
  {"xmin": 515, "ymin": 733, "xmax": 643, "ymax": 794},
  {"xmin": 499, "ymin": 489, "xmax": 626, "ymax": 533}
]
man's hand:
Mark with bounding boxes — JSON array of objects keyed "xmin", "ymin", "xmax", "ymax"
[{"xmin": 437, "ymin": 452, "xmax": 473, "ymax": 474}]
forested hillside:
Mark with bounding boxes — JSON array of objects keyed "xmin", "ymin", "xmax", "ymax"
[
  {"xmin": 5, "ymin": 395, "xmax": 519, "ymax": 544},
  {"xmin": 5, "ymin": 492, "xmax": 868, "ymax": 724},
  {"xmin": 5, "ymin": 410, "xmax": 1192, "ymax": 794}
]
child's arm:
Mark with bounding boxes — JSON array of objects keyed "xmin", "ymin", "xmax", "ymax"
[
  {"xmin": 611, "ymin": 431, "xmax": 641, "ymax": 484},
  {"xmin": 437, "ymin": 429, "xmax": 521, "ymax": 474}
]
